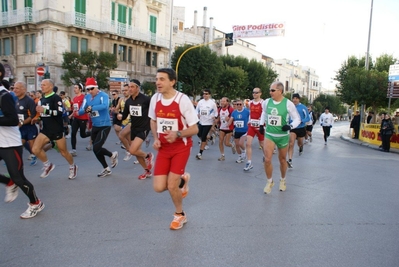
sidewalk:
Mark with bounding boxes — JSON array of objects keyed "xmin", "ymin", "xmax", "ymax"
[{"xmin": 340, "ymin": 133, "xmax": 399, "ymax": 154}]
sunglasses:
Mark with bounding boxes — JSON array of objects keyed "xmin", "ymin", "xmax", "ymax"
[
  {"xmin": 112, "ymin": 94, "xmax": 116, "ymax": 95},
  {"xmin": 269, "ymin": 89, "xmax": 276, "ymax": 92},
  {"xmin": 203, "ymin": 93, "xmax": 209, "ymax": 95},
  {"xmin": 252, "ymin": 91, "xmax": 260, "ymax": 94},
  {"xmin": 236, "ymin": 103, "xmax": 243, "ymax": 106},
  {"xmin": 87, "ymin": 88, "xmax": 95, "ymax": 91}
]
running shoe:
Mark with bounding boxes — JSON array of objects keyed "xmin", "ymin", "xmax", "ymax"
[
  {"xmin": 145, "ymin": 138, "xmax": 150, "ymax": 148},
  {"xmin": 181, "ymin": 173, "xmax": 190, "ymax": 198},
  {"xmin": 264, "ymin": 180, "xmax": 274, "ymax": 194},
  {"xmin": 68, "ymin": 164, "xmax": 78, "ymax": 180},
  {"xmin": 204, "ymin": 145, "xmax": 209, "ymax": 150},
  {"xmin": 170, "ymin": 213, "xmax": 187, "ymax": 230},
  {"xmin": 231, "ymin": 143, "xmax": 237, "ymax": 154},
  {"xmin": 145, "ymin": 152, "xmax": 154, "ymax": 170},
  {"xmin": 121, "ymin": 144, "xmax": 126, "ymax": 150},
  {"xmin": 287, "ymin": 160, "xmax": 293, "ymax": 169},
  {"xmin": 123, "ymin": 151, "xmax": 132, "ymax": 161},
  {"xmin": 30, "ymin": 155, "xmax": 37, "ymax": 166},
  {"xmin": 279, "ymin": 179, "xmax": 286, "ymax": 192},
  {"xmin": 138, "ymin": 170, "xmax": 152, "ymax": 180},
  {"xmin": 40, "ymin": 163, "xmax": 55, "ymax": 178},
  {"xmin": 86, "ymin": 144, "xmax": 92, "ymax": 151},
  {"xmin": 4, "ymin": 184, "xmax": 18, "ymax": 203},
  {"xmin": 116, "ymin": 141, "xmax": 121, "ymax": 145},
  {"xmin": 97, "ymin": 168, "xmax": 112, "ymax": 178},
  {"xmin": 243, "ymin": 162, "xmax": 253, "ymax": 171},
  {"xmin": 236, "ymin": 156, "xmax": 244, "ymax": 163},
  {"xmin": 20, "ymin": 200, "xmax": 45, "ymax": 219},
  {"xmin": 111, "ymin": 151, "xmax": 118, "ymax": 168},
  {"xmin": 299, "ymin": 146, "xmax": 303, "ymax": 156},
  {"xmin": 273, "ymin": 148, "xmax": 277, "ymax": 154},
  {"xmin": 70, "ymin": 150, "xmax": 77, "ymax": 157},
  {"xmin": 134, "ymin": 160, "xmax": 139, "ymax": 164},
  {"xmin": 218, "ymin": 155, "xmax": 225, "ymax": 161},
  {"xmin": 196, "ymin": 153, "xmax": 202, "ymax": 160},
  {"xmin": 324, "ymin": 141, "xmax": 327, "ymax": 145},
  {"xmin": 27, "ymin": 154, "xmax": 34, "ymax": 160}
]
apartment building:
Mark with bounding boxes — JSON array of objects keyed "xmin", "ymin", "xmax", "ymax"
[{"xmin": 0, "ymin": 0, "xmax": 171, "ymax": 92}]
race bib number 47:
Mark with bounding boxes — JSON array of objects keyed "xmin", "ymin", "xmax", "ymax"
[{"xmin": 268, "ymin": 115, "xmax": 282, "ymax": 126}]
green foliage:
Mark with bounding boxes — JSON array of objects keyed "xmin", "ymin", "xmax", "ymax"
[
  {"xmin": 335, "ymin": 53, "xmax": 397, "ymax": 111},
  {"xmin": 217, "ymin": 66, "xmax": 248, "ymax": 100},
  {"xmin": 313, "ymin": 94, "xmax": 346, "ymax": 115},
  {"xmin": 141, "ymin": 81, "xmax": 156, "ymax": 96},
  {"xmin": 172, "ymin": 45, "xmax": 223, "ymax": 98},
  {"xmin": 61, "ymin": 50, "xmax": 117, "ymax": 90}
]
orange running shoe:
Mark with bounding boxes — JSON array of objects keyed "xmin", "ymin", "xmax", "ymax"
[{"xmin": 170, "ymin": 213, "xmax": 187, "ymax": 230}]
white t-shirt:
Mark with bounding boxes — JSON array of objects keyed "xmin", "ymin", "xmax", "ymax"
[
  {"xmin": 320, "ymin": 112, "xmax": 334, "ymax": 126},
  {"xmin": 196, "ymin": 99, "xmax": 218, "ymax": 126}
]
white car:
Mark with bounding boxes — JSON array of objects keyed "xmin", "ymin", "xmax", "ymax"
[{"xmin": 333, "ymin": 114, "xmax": 339, "ymax": 122}]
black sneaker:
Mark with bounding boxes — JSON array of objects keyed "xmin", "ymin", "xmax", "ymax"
[{"xmin": 299, "ymin": 146, "xmax": 303, "ymax": 156}]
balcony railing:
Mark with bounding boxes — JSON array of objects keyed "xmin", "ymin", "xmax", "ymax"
[{"xmin": 0, "ymin": 8, "xmax": 169, "ymax": 48}]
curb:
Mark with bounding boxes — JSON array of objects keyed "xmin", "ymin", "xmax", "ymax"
[{"xmin": 340, "ymin": 135, "xmax": 399, "ymax": 154}]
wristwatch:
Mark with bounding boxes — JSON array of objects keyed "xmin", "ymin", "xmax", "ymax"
[{"xmin": 176, "ymin": 131, "xmax": 182, "ymax": 138}]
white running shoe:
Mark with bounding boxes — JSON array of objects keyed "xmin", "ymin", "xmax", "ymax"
[
  {"xmin": 20, "ymin": 201, "xmax": 45, "ymax": 219},
  {"xmin": 5, "ymin": 184, "xmax": 18, "ymax": 203},
  {"xmin": 123, "ymin": 151, "xmax": 132, "ymax": 161},
  {"xmin": 111, "ymin": 151, "xmax": 118, "ymax": 168}
]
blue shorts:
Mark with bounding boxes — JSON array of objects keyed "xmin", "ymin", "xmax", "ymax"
[{"xmin": 19, "ymin": 124, "xmax": 38, "ymax": 141}]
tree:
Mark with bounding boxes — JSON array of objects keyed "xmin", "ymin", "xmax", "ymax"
[
  {"xmin": 61, "ymin": 50, "xmax": 118, "ymax": 90},
  {"xmin": 217, "ymin": 66, "xmax": 248, "ymax": 100},
  {"xmin": 171, "ymin": 45, "xmax": 223, "ymax": 98},
  {"xmin": 141, "ymin": 81, "xmax": 156, "ymax": 96},
  {"xmin": 335, "ymin": 53, "xmax": 397, "ymax": 112},
  {"xmin": 313, "ymin": 94, "xmax": 346, "ymax": 116}
]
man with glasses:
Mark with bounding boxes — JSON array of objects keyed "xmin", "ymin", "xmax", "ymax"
[
  {"xmin": 78, "ymin": 77, "xmax": 118, "ymax": 177},
  {"xmin": 195, "ymin": 89, "xmax": 218, "ymax": 160},
  {"xmin": 244, "ymin": 88, "xmax": 264, "ymax": 171},
  {"xmin": 120, "ymin": 79, "xmax": 153, "ymax": 180},
  {"xmin": 261, "ymin": 82, "xmax": 300, "ymax": 194}
]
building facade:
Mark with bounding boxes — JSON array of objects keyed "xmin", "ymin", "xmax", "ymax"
[{"xmin": 0, "ymin": 0, "xmax": 171, "ymax": 93}]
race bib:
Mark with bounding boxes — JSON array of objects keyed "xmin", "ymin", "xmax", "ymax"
[
  {"xmin": 90, "ymin": 110, "xmax": 99, "ymax": 117},
  {"xmin": 130, "ymin": 105, "xmax": 142, "ymax": 117},
  {"xmin": 41, "ymin": 104, "xmax": 50, "ymax": 117},
  {"xmin": 267, "ymin": 115, "xmax": 281, "ymax": 126},
  {"xmin": 250, "ymin": 119, "xmax": 260, "ymax": 127},
  {"xmin": 200, "ymin": 109, "xmax": 209, "ymax": 116},
  {"xmin": 157, "ymin": 118, "xmax": 178, "ymax": 133},
  {"xmin": 18, "ymin": 114, "xmax": 24, "ymax": 124},
  {"xmin": 234, "ymin": 120, "xmax": 244, "ymax": 128},
  {"xmin": 73, "ymin": 103, "xmax": 79, "ymax": 111}
]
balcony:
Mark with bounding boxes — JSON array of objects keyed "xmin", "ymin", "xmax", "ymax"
[{"xmin": 0, "ymin": 8, "xmax": 169, "ymax": 48}]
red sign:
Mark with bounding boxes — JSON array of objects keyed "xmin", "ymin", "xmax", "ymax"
[{"xmin": 37, "ymin": 67, "xmax": 45, "ymax": 76}]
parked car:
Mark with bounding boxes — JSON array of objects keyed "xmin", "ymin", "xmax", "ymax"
[{"xmin": 333, "ymin": 114, "xmax": 339, "ymax": 122}]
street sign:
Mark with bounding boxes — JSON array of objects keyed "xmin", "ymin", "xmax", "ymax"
[
  {"xmin": 37, "ymin": 67, "xmax": 45, "ymax": 76},
  {"xmin": 387, "ymin": 81, "xmax": 399, "ymax": 98},
  {"xmin": 389, "ymin": 75, "xmax": 399, "ymax": 81}
]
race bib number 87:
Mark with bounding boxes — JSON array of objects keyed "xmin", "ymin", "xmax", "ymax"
[{"xmin": 157, "ymin": 118, "xmax": 178, "ymax": 133}]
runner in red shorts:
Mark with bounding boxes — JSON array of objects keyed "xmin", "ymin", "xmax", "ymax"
[{"xmin": 149, "ymin": 68, "xmax": 199, "ymax": 230}]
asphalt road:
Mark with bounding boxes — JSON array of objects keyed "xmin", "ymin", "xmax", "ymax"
[{"xmin": 1, "ymin": 121, "xmax": 398, "ymax": 267}]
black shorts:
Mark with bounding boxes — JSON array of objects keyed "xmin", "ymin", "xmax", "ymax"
[
  {"xmin": 112, "ymin": 113, "xmax": 122, "ymax": 126},
  {"xmin": 290, "ymin": 127, "xmax": 306, "ymax": 138},
  {"xmin": 220, "ymin": 129, "xmax": 233, "ymax": 134},
  {"xmin": 41, "ymin": 131, "xmax": 64, "ymax": 141},
  {"xmin": 131, "ymin": 129, "xmax": 150, "ymax": 141},
  {"xmin": 234, "ymin": 131, "xmax": 246, "ymax": 139},
  {"xmin": 306, "ymin": 125, "xmax": 313, "ymax": 132}
]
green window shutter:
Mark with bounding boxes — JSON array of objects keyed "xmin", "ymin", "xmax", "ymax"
[
  {"xmin": 25, "ymin": 35, "xmax": 29, "ymax": 54},
  {"xmin": 71, "ymin": 36, "xmax": 78, "ymax": 53},
  {"xmin": 81, "ymin": 38, "xmax": 88, "ymax": 52},
  {"xmin": 24, "ymin": 0, "xmax": 32, "ymax": 8},
  {"xmin": 118, "ymin": 4, "xmax": 126, "ymax": 23},
  {"xmin": 150, "ymin": 16, "xmax": 157, "ymax": 33},
  {"xmin": 128, "ymin": 8, "xmax": 132, "ymax": 26},
  {"xmin": 111, "ymin": 2, "xmax": 115, "ymax": 21},
  {"xmin": 4, "ymin": 38, "xmax": 11, "ymax": 55},
  {"xmin": 2, "ymin": 0, "xmax": 8, "ymax": 12},
  {"xmin": 75, "ymin": 0, "xmax": 86, "ymax": 13},
  {"xmin": 31, "ymin": 34, "xmax": 35, "ymax": 53},
  {"xmin": 12, "ymin": 0, "xmax": 16, "ymax": 10}
]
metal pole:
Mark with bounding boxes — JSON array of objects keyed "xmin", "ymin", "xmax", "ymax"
[
  {"xmin": 168, "ymin": 0, "xmax": 174, "ymax": 68},
  {"xmin": 361, "ymin": 0, "xmax": 373, "ymax": 123}
]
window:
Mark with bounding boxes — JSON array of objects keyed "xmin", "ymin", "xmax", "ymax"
[
  {"xmin": 113, "ymin": 43, "xmax": 117, "ymax": 55},
  {"xmin": 118, "ymin": 45, "xmax": 126, "ymax": 61},
  {"xmin": 74, "ymin": 0, "xmax": 86, "ymax": 26},
  {"xmin": 179, "ymin": 21, "xmax": 183, "ymax": 31},
  {"xmin": 128, "ymin": 8, "xmax": 132, "ymax": 26},
  {"xmin": 118, "ymin": 4, "xmax": 126, "ymax": 23},
  {"xmin": 2, "ymin": 38, "xmax": 12, "ymax": 55},
  {"xmin": 71, "ymin": 36, "xmax": 79, "ymax": 53},
  {"xmin": 81, "ymin": 38, "xmax": 88, "ymax": 52},
  {"xmin": 146, "ymin": 51, "xmax": 157, "ymax": 67},
  {"xmin": 75, "ymin": 0, "xmax": 85, "ymax": 13},
  {"xmin": 24, "ymin": 0, "xmax": 32, "ymax": 7},
  {"xmin": 2, "ymin": 0, "xmax": 8, "ymax": 12},
  {"xmin": 24, "ymin": 34, "xmax": 36, "ymax": 54},
  {"xmin": 128, "ymin": 47, "xmax": 132, "ymax": 63},
  {"xmin": 111, "ymin": 2, "xmax": 115, "ymax": 21},
  {"xmin": 12, "ymin": 0, "xmax": 16, "ymax": 10},
  {"xmin": 149, "ymin": 15, "xmax": 157, "ymax": 33}
]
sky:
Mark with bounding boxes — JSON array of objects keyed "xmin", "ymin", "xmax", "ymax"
[{"xmin": 173, "ymin": 0, "xmax": 399, "ymax": 88}]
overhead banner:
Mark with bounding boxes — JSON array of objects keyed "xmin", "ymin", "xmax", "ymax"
[{"xmin": 232, "ymin": 22, "xmax": 285, "ymax": 38}]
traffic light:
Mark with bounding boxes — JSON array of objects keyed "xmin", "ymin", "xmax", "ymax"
[
  {"xmin": 43, "ymin": 71, "xmax": 50, "ymax": 79},
  {"xmin": 177, "ymin": 81, "xmax": 182, "ymax": 91},
  {"xmin": 225, "ymin": 32, "xmax": 234, "ymax": 47}
]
